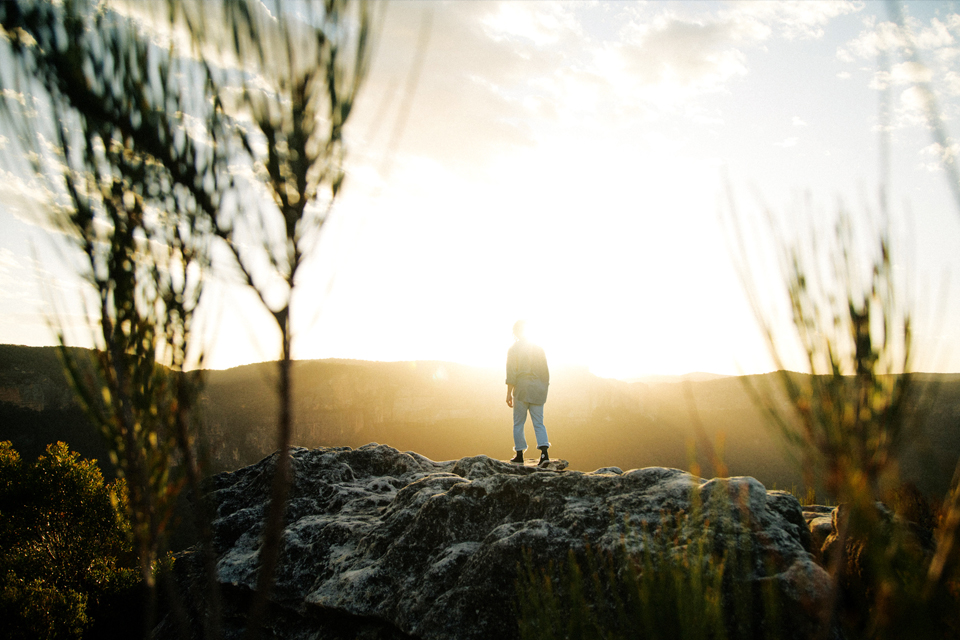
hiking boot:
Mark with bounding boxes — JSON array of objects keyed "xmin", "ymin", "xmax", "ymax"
[
  {"xmin": 538, "ymin": 447, "xmax": 549, "ymax": 466},
  {"xmin": 510, "ymin": 451, "xmax": 524, "ymax": 464}
]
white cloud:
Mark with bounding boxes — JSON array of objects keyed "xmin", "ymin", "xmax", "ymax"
[
  {"xmin": 871, "ymin": 61, "xmax": 934, "ymax": 89},
  {"xmin": 916, "ymin": 17, "xmax": 956, "ymax": 49},
  {"xmin": 481, "ymin": 2, "xmax": 581, "ymax": 46},
  {"xmin": 351, "ymin": 1, "xmax": 550, "ymax": 171},
  {"xmin": 920, "ymin": 140, "xmax": 960, "ymax": 172},
  {"xmin": 727, "ymin": 0, "xmax": 864, "ymax": 41},
  {"xmin": 596, "ymin": 0, "xmax": 861, "ymax": 114},
  {"xmin": 615, "ymin": 19, "xmax": 749, "ymax": 94},
  {"xmin": 792, "ymin": 116, "xmax": 808, "ymax": 126},
  {"xmin": 349, "ymin": 0, "xmax": 868, "ymax": 178},
  {"xmin": 893, "ymin": 60, "xmax": 934, "ymax": 84},
  {"xmin": 897, "ymin": 85, "xmax": 933, "ymax": 127},
  {"xmin": 775, "ymin": 137, "xmax": 799, "ymax": 148},
  {"xmin": 839, "ymin": 10, "xmax": 960, "ymax": 134},
  {"xmin": 842, "ymin": 17, "xmax": 913, "ymax": 58},
  {"xmin": 842, "ymin": 13, "xmax": 960, "ymax": 61},
  {"xmin": 0, "ymin": 246, "xmax": 22, "ymax": 272},
  {"xmin": 943, "ymin": 70, "xmax": 960, "ymax": 96},
  {"xmin": 0, "ymin": 247, "xmax": 48, "ymax": 309}
]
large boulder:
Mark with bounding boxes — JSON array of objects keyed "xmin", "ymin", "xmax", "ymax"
[{"xmin": 162, "ymin": 444, "xmax": 833, "ymax": 639}]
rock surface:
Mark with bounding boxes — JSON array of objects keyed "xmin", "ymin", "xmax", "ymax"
[{"xmin": 165, "ymin": 444, "xmax": 835, "ymax": 639}]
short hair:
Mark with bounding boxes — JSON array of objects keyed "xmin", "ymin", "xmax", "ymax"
[{"xmin": 513, "ymin": 320, "xmax": 526, "ymax": 339}]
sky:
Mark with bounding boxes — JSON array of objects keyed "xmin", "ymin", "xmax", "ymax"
[{"xmin": 2, "ymin": 0, "xmax": 960, "ymax": 380}]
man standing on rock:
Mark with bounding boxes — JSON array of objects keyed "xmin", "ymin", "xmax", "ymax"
[{"xmin": 506, "ymin": 320, "xmax": 551, "ymax": 465}]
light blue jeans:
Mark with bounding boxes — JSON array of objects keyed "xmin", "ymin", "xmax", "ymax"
[{"xmin": 513, "ymin": 400, "xmax": 550, "ymax": 451}]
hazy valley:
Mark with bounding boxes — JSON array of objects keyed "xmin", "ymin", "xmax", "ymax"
[{"xmin": 3, "ymin": 344, "xmax": 959, "ymax": 501}]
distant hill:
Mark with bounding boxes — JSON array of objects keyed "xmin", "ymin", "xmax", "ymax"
[
  {"xmin": 626, "ymin": 372, "xmax": 732, "ymax": 385},
  {"xmin": 2, "ymin": 344, "xmax": 959, "ymax": 500},
  {"xmin": 0, "ymin": 345, "xmax": 113, "ymax": 474}
]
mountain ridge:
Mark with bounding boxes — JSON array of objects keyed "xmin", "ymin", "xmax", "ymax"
[{"xmin": 2, "ymin": 344, "xmax": 959, "ymax": 500}]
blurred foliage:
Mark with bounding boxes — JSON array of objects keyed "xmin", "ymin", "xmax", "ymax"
[
  {"xmin": 166, "ymin": 2, "xmax": 377, "ymax": 632},
  {"xmin": 728, "ymin": 204, "xmax": 960, "ymax": 636},
  {"xmin": 0, "ymin": 441, "xmax": 138, "ymax": 639},
  {"xmin": 0, "ymin": 0, "xmax": 217, "ymax": 604},
  {"xmin": 516, "ymin": 482, "xmax": 785, "ymax": 640},
  {"xmin": 727, "ymin": 5, "xmax": 960, "ymax": 632},
  {"xmin": 743, "ymin": 216, "xmax": 915, "ymax": 509},
  {"xmin": 0, "ymin": 0, "xmax": 377, "ymax": 636}
]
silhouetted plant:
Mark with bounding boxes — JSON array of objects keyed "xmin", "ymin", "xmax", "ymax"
[
  {"xmin": 725, "ymin": 183, "xmax": 960, "ymax": 638},
  {"xmin": 880, "ymin": 1, "xmax": 960, "ymax": 622},
  {"xmin": 167, "ymin": 1, "xmax": 376, "ymax": 632},
  {"xmin": 1, "ymin": 0, "xmax": 378, "ymax": 637},
  {"xmin": 732, "ymin": 212, "xmax": 914, "ymax": 510},
  {"xmin": 714, "ymin": 0, "xmax": 960, "ymax": 632},
  {"xmin": 725, "ymin": 108, "xmax": 959, "ymax": 640},
  {"xmin": 0, "ymin": 0, "xmax": 227, "ymax": 633}
]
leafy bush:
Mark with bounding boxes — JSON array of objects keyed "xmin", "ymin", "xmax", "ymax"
[{"xmin": 0, "ymin": 441, "xmax": 138, "ymax": 639}]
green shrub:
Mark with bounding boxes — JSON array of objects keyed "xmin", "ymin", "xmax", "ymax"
[{"xmin": 0, "ymin": 441, "xmax": 139, "ymax": 638}]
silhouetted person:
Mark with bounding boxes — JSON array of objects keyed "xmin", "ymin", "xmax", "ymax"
[{"xmin": 506, "ymin": 320, "xmax": 550, "ymax": 465}]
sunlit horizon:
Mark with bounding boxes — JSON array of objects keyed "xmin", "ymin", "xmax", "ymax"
[{"xmin": 2, "ymin": 1, "xmax": 960, "ymax": 381}]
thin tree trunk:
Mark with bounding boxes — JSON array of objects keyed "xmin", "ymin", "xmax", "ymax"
[{"xmin": 244, "ymin": 313, "xmax": 293, "ymax": 640}]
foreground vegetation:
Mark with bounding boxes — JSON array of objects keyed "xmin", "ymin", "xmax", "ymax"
[
  {"xmin": 0, "ymin": 0, "xmax": 375, "ymax": 635},
  {"xmin": 517, "ymin": 488, "xmax": 785, "ymax": 640},
  {"xmin": 0, "ymin": 442, "xmax": 140, "ymax": 639},
  {"xmin": 517, "ymin": 473, "xmax": 960, "ymax": 640}
]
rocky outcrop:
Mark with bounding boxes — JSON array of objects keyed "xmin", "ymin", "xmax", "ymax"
[
  {"xmin": 163, "ymin": 444, "xmax": 835, "ymax": 639},
  {"xmin": 802, "ymin": 504, "xmax": 837, "ymax": 562}
]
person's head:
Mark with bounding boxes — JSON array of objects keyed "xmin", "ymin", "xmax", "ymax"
[{"xmin": 513, "ymin": 320, "xmax": 527, "ymax": 340}]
